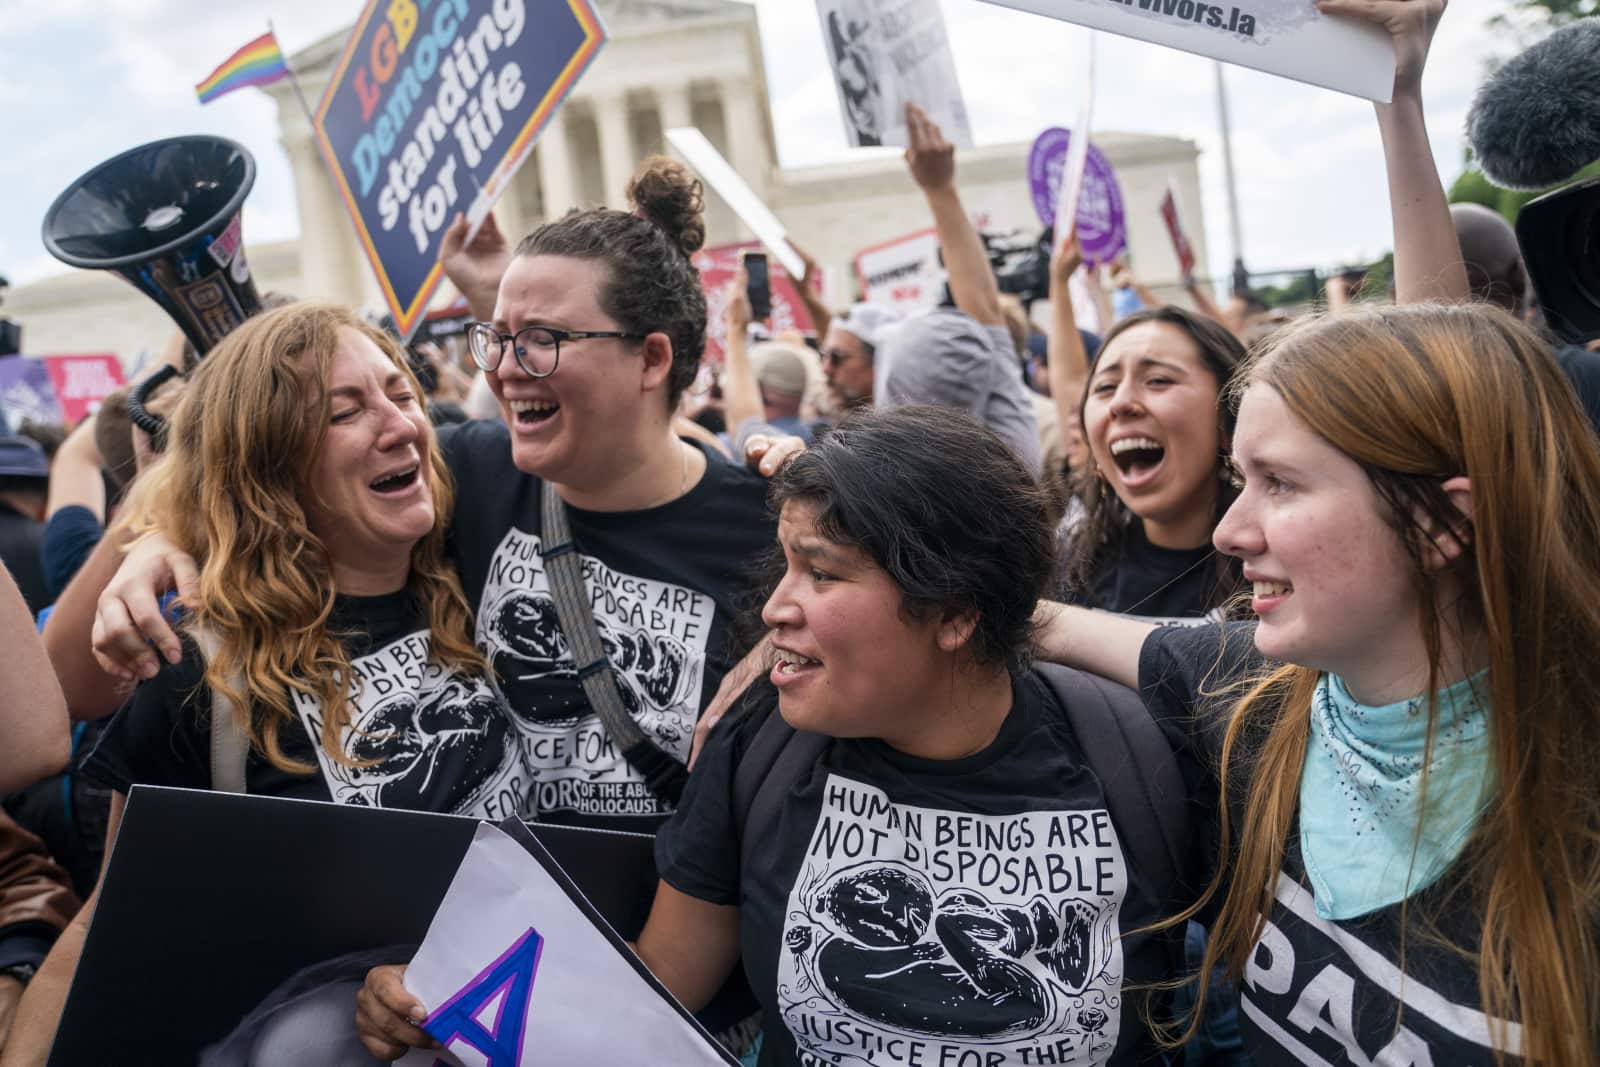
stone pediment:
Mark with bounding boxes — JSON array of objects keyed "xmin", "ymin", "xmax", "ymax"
[
  {"xmin": 285, "ymin": 0, "xmax": 752, "ymax": 75},
  {"xmin": 596, "ymin": 0, "xmax": 751, "ymax": 22}
]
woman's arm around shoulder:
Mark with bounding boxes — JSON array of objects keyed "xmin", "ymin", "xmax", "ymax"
[{"xmin": 1031, "ymin": 600, "xmax": 1156, "ymax": 691}]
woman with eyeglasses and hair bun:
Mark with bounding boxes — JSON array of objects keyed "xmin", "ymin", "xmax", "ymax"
[{"xmin": 93, "ymin": 157, "xmax": 778, "ymax": 837}]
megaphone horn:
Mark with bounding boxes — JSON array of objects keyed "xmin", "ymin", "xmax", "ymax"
[{"xmin": 41, "ymin": 135, "xmax": 263, "ymax": 442}]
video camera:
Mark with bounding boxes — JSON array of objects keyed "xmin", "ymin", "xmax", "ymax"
[
  {"xmin": 937, "ymin": 228, "xmax": 1053, "ymax": 310},
  {"xmin": 1468, "ymin": 19, "xmax": 1600, "ymax": 344}
]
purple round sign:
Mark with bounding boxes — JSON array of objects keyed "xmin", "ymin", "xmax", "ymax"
[{"xmin": 1027, "ymin": 127, "xmax": 1127, "ymax": 265}]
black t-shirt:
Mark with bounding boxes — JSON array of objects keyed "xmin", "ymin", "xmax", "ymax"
[
  {"xmin": 1140, "ymin": 624, "xmax": 1532, "ymax": 1066},
  {"xmin": 440, "ymin": 420, "xmax": 775, "ymax": 832},
  {"xmin": 657, "ymin": 673, "xmax": 1182, "ymax": 1067},
  {"xmin": 1065, "ymin": 520, "xmax": 1238, "ymax": 623},
  {"xmin": 84, "ymin": 591, "xmax": 524, "ymax": 819}
]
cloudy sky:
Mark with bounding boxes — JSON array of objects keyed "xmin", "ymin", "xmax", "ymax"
[{"xmin": 0, "ymin": 0, "xmax": 1519, "ymax": 297}]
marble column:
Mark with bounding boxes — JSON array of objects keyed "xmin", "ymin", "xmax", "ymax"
[
  {"xmin": 594, "ymin": 91, "xmax": 636, "ymax": 208},
  {"xmin": 495, "ymin": 168, "xmax": 531, "ymax": 246},
  {"xmin": 657, "ymin": 82, "xmax": 693, "ymax": 135},
  {"xmin": 719, "ymin": 77, "xmax": 768, "ymax": 196},
  {"xmin": 535, "ymin": 114, "xmax": 577, "ymax": 221},
  {"xmin": 280, "ymin": 114, "xmax": 364, "ymax": 310}
]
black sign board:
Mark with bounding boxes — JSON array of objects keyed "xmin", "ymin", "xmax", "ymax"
[{"xmin": 48, "ymin": 787, "xmax": 655, "ymax": 1065}]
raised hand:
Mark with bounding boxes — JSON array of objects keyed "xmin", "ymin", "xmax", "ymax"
[
  {"xmin": 724, "ymin": 266, "xmax": 754, "ymax": 334},
  {"xmin": 1051, "ymin": 231, "xmax": 1084, "ymax": 293},
  {"xmin": 904, "ymin": 103, "xmax": 955, "ymax": 193},
  {"xmin": 439, "ymin": 211, "xmax": 512, "ymax": 321},
  {"xmin": 1316, "ymin": 0, "xmax": 1446, "ymax": 100}
]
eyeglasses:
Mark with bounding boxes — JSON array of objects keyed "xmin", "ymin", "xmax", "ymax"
[{"xmin": 465, "ymin": 322, "xmax": 646, "ymax": 378}]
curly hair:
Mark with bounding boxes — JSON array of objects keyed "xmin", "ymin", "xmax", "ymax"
[
  {"xmin": 768, "ymin": 405, "xmax": 1057, "ymax": 673},
  {"xmin": 516, "ymin": 155, "xmax": 707, "ymax": 405},
  {"xmin": 120, "ymin": 302, "xmax": 485, "ymax": 773}
]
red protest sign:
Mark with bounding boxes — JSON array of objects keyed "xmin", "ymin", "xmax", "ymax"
[
  {"xmin": 41, "ymin": 355, "xmax": 125, "ymax": 425},
  {"xmin": 692, "ymin": 242, "xmax": 815, "ymax": 366},
  {"xmin": 1160, "ymin": 185, "xmax": 1196, "ymax": 278}
]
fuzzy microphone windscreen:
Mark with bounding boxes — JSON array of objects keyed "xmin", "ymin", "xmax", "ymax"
[{"xmin": 1466, "ymin": 19, "xmax": 1600, "ymax": 191}]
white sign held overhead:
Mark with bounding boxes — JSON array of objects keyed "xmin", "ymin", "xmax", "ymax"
[
  {"xmin": 815, "ymin": 0, "xmax": 974, "ymax": 149},
  {"xmin": 665, "ymin": 127, "xmax": 805, "ymax": 280},
  {"xmin": 1053, "ymin": 35, "xmax": 1098, "ymax": 256},
  {"xmin": 978, "ymin": 0, "xmax": 1394, "ymax": 102},
  {"xmin": 400, "ymin": 822, "xmax": 736, "ymax": 1067}
]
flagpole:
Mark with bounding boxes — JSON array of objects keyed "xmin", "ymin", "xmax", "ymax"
[
  {"xmin": 1212, "ymin": 60, "xmax": 1244, "ymax": 293},
  {"xmin": 268, "ymin": 20, "xmax": 319, "ymax": 130}
]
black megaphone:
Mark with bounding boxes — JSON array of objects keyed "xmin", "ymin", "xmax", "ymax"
[{"xmin": 41, "ymin": 135, "xmax": 263, "ymax": 442}]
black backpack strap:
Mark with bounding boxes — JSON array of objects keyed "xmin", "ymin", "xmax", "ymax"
[
  {"xmin": 539, "ymin": 480, "xmax": 688, "ymax": 805},
  {"xmin": 1036, "ymin": 663, "xmax": 1188, "ymax": 908},
  {"xmin": 732, "ymin": 686, "xmax": 828, "ymax": 879}
]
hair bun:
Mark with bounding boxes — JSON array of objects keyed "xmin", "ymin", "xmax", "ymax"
[{"xmin": 627, "ymin": 156, "xmax": 706, "ymax": 258}]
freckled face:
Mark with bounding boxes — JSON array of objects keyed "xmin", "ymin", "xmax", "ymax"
[{"xmin": 1214, "ymin": 384, "xmax": 1421, "ymax": 678}]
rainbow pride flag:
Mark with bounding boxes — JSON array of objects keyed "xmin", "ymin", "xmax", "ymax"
[{"xmin": 195, "ymin": 31, "xmax": 288, "ymax": 104}]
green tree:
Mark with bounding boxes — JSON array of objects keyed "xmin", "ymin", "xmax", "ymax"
[
  {"xmin": 1498, "ymin": 0, "xmax": 1595, "ymax": 23},
  {"xmin": 1448, "ymin": 158, "xmax": 1600, "ymax": 223}
]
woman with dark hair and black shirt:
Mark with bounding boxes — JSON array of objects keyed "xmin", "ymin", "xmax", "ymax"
[
  {"xmin": 357, "ymin": 405, "xmax": 1197, "ymax": 1065},
  {"xmin": 1059, "ymin": 303, "xmax": 1247, "ymax": 621}
]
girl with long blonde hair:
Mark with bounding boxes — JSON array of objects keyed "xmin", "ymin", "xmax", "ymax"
[{"xmin": 1034, "ymin": 302, "xmax": 1600, "ymax": 1065}]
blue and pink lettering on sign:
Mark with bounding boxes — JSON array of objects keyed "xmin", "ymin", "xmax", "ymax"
[{"xmin": 424, "ymin": 926, "xmax": 545, "ymax": 1066}]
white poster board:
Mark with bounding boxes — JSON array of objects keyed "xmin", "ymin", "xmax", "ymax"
[
  {"xmin": 815, "ymin": 0, "xmax": 974, "ymax": 148},
  {"xmin": 978, "ymin": 0, "xmax": 1394, "ymax": 102},
  {"xmin": 1054, "ymin": 37, "xmax": 1097, "ymax": 255},
  {"xmin": 401, "ymin": 822, "xmax": 735, "ymax": 1066},
  {"xmin": 665, "ymin": 126, "xmax": 806, "ymax": 279},
  {"xmin": 854, "ymin": 228, "xmax": 945, "ymax": 312}
]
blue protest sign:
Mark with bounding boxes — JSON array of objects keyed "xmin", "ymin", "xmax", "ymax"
[{"xmin": 313, "ymin": 0, "xmax": 607, "ymax": 337}]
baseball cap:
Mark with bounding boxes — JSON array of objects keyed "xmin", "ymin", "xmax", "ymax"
[
  {"xmin": 0, "ymin": 437, "xmax": 49, "ymax": 480},
  {"xmin": 749, "ymin": 342, "xmax": 809, "ymax": 397},
  {"xmin": 833, "ymin": 303, "xmax": 901, "ymax": 353}
]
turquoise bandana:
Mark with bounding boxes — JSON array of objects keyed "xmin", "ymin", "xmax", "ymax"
[{"xmin": 1299, "ymin": 670, "xmax": 1492, "ymax": 921}]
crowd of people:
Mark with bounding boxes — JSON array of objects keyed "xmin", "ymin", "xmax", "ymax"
[{"xmin": 1, "ymin": 0, "xmax": 1599, "ymax": 1063}]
